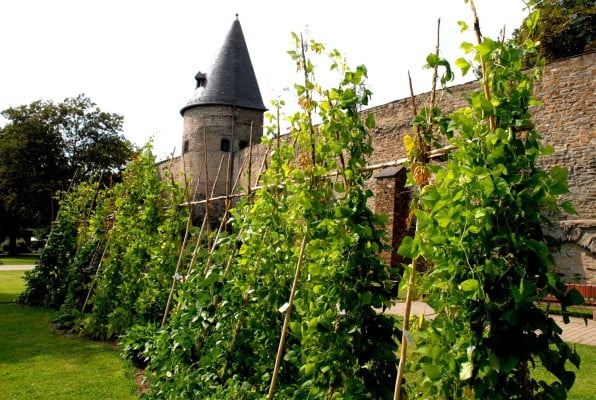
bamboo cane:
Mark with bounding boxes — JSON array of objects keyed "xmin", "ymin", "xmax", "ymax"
[
  {"xmin": 184, "ymin": 153, "xmax": 226, "ymax": 281},
  {"xmin": 161, "ymin": 152, "xmax": 200, "ymax": 327},
  {"xmin": 267, "ymin": 234, "xmax": 308, "ymax": 400},
  {"xmin": 469, "ymin": 0, "xmax": 495, "ymax": 132},
  {"xmin": 81, "ymin": 237, "xmax": 109, "ymax": 313},
  {"xmin": 178, "ymin": 144, "xmax": 455, "ymax": 208},
  {"xmin": 394, "ymin": 19, "xmax": 441, "ymax": 400}
]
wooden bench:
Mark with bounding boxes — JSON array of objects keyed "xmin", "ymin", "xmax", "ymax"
[{"xmin": 541, "ymin": 283, "xmax": 596, "ymax": 319}]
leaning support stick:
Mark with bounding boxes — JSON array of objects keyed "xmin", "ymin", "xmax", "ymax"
[
  {"xmin": 184, "ymin": 153, "xmax": 226, "ymax": 282},
  {"xmin": 178, "ymin": 144, "xmax": 455, "ymax": 208},
  {"xmin": 267, "ymin": 234, "xmax": 308, "ymax": 400},
  {"xmin": 394, "ymin": 19, "xmax": 441, "ymax": 400},
  {"xmin": 161, "ymin": 153, "xmax": 203, "ymax": 327}
]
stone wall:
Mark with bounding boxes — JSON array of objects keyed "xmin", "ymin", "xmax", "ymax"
[
  {"xmin": 362, "ymin": 52, "xmax": 595, "ymax": 282},
  {"xmin": 163, "ymin": 52, "xmax": 595, "ymax": 282},
  {"xmin": 361, "ymin": 52, "xmax": 595, "ymax": 218}
]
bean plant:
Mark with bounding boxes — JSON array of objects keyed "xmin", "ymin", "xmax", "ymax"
[
  {"xmin": 21, "ymin": 144, "xmax": 188, "ymax": 339},
  {"xmin": 79, "ymin": 145, "xmax": 187, "ymax": 339},
  {"xmin": 135, "ymin": 36, "xmax": 399, "ymax": 400},
  {"xmin": 18, "ymin": 181, "xmax": 99, "ymax": 308},
  {"xmin": 400, "ymin": 4, "xmax": 583, "ymax": 399}
]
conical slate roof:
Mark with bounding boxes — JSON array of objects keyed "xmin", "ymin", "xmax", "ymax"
[{"xmin": 181, "ymin": 17, "xmax": 266, "ymax": 114}]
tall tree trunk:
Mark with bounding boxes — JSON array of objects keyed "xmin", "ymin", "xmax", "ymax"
[{"xmin": 8, "ymin": 232, "xmax": 18, "ymax": 256}]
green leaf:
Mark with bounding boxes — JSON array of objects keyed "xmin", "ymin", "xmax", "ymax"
[
  {"xmin": 560, "ymin": 201, "xmax": 578, "ymax": 215},
  {"xmin": 540, "ymin": 145, "xmax": 554, "ymax": 156},
  {"xmin": 480, "ymin": 176, "xmax": 495, "ymax": 195},
  {"xmin": 460, "ymin": 279, "xmax": 479, "ymax": 292},
  {"xmin": 460, "ymin": 361, "xmax": 474, "ymax": 380},
  {"xmin": 476, "ymin": 38, "xmax": 498, "ymax": 58},
  {"xmin": 480, "ymin": 97, "xmax": 494, "ymax": 113},
  {"xmin": 365, "ymin": 114, "xmax": 375, "ymax": 129},
  {"xmin": 461, "ymin": 41, "xmax": 474, "ymax": 53},
  {"xmin": 564, "ymin": 289, "xmax": 585, "ymax": 306},
  {"xmin": 526, "ymin": 9, "xmax": 540, "ymax": 31},
  {"xmin": 426, "ymin": 53, "xmax": 440, "ymax": 67},
  {"xmin": 528, "ymin": 97, "xmax": 543, "ymax": 106},
  {"xmin": 467, "ymin": 225, "xmax": 481, "ymax": 234},
  {"xmin": 361, "ymin": 291, "xmax": 372, "ymax": 305},
  {"xmin": 569, "ymin": 350, "xmax": 581, "ymax": 369},
  {"xmin": 398, "ymin": 236, "xmax": 414, "ymax": 258},
  {"xmin": 549, "ymin": 167, "xmax": 569, "ymax": 195},
  {"xmin": 455, "ymin": 58, "xmax": 472, "ymax": 76},
  {"xmin": 294, "ymin": 84, "xmax": 305, "ymax": 95},
  {"xmin": 489, "ymin": 351, "xmax": 500, "ymax": 371},
  {"xmin": 422, "ymin": 364, "xmax": 442, "ymax": 380},
  {"xmin": 560, "ymin": 370, "xmax": 576, "ymax": 390}
]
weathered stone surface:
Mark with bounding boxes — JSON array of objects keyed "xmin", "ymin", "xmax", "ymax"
[{"xmin": 163, "ymin": 52, "xmax": 595, "ymax": 282}]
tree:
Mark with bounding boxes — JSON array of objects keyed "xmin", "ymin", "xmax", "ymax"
[
  {"xmin": 54, "ymin": 95, "xmax": 133, "ymax": 179},
  {"xmin": 0, "ymin": 95, "xmax": 134, "ymax": 254},
  {"xmin": 514, "ymin": 0, "xmax": 595, "ymax": 64},
  {"xmin": 0, "ymin": 102, "xmax": 67, "ymax": 254}
]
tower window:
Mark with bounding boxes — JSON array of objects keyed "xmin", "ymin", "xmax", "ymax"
[
  {"xmin": 183, "ymin": 140, "xmax": 189, "ymax": 153},
  {"xmin": 195, "ymin": 72, "xmax": 207, "ymax": 88},
  {"xmin": 239, "ymin": 140, "xmax": 248, "ymax": 150},
  {"xmin": 220, "ymin": 138, "xmax": 230, "ymax": 152}
]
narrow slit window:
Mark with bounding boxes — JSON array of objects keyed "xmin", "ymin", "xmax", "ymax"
[{"xmin": 220, "ymin": 138, "xmax": 230, "ymax": 152}]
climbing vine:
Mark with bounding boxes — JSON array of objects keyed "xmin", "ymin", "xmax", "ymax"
[
  {"xmin": 18, "ymin": 181, "xmax": 99, "ymax": 308},
  {"xmin": 78, "ymin": 145, "xmax": 187, "ymax": 339},
  {"xmin": 20, "ymin": 144, "xmax": 188, "ymax": 340},
  {"xmin": 132, "ymin": 35, "xmax": 399, "ymax": 400},
  {"xmin": 17, "ymin": 4, "xmax": 583, "ymax": 399},
  {"xmin": 399, "ymin": 3, "xmax": 583, "ymax": 399}
]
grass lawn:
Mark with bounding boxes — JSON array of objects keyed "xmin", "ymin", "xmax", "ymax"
[
  {"xmin": 1, "ymin": 272, "xmax": 594, "ymax": 399},
  {"xmin": 0, "ymin": 271, "xmax": 138, "ymax": 400},
  {"xmin": 0, "ymin": 270, "xmax": 26, "ymax": 303},
  {"xmin": 532, "ymin": 343, "xmax": 596, "ymax": 400},
  {"xmin": 0, "ymin": 254, "xmax": 39, "ymax": 265}
]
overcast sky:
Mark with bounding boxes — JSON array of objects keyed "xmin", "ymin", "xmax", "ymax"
[{"xmin": 0, "ymin": 0, "xmax": 528, "ymax": 160}]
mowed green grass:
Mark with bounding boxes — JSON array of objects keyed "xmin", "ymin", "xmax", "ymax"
[
  {"xmin": 0, "ymin": 271, "xmax": 138, "ymax": 400},
  {"xmin": 0, "ymin": 270, "xmax": 26, "ymax": 303},
  {"xmin": 0, "ymin": 254, "xmax": 39, "ymax": 265},
  {"xmin": 533, "ymin": 343, "xmax": 596, "ymax": 400}
]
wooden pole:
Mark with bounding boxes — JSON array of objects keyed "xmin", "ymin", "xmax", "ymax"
[
  {"xmin": 203, "ymin": 127, "xmax": 212, "ymax": 251},
  {"xmin": 247, "ymin": 122, "xmax": 254, "ymax": 196},
  {"xmin": 81, "ymin": 237, "xmax": 109, "ymax": 312},
  {"xmin": 185, "ymin": 153, "xmax": 225, "ymax": 281},
  {"xmin": 178, "ymin": 144, "xmax": 456, "ymax": 208},
  {"xmin": 394, "ymin": 19, "xmax": 441, "ymax": 400},
  {"xmin": 267, "ymin": 234, "xmax": 308, "ymax": 400},
  {"xmin": 469, "ymin": 0, "xmax": 495, "ymax": 131},
  {"xmin": 161, "ymin": 152, "xmax": 197, "ymax": 327}
]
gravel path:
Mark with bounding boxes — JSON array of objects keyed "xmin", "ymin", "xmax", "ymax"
[
  {"xmin": 0, "ymin": 264, "xmax": 35, "ymax": 271},
  {"xmin": 385, "ymin": 301, "xmax": 596, "ymax": 346}
]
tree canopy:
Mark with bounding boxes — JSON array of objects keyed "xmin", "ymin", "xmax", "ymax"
[
  {"xmin": 0, "ymin": 95, "xmax": 134, "ymax": 254},
  {"xmin": 514, "ymin": 0, "xmax": 595, "ymax": 64}
]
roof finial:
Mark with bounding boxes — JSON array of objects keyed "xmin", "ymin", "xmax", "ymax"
[{"xmin": 235, "ymin": 13, "xmax": 239, "ymax": 20}]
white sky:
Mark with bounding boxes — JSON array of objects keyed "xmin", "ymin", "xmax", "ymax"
[{"xmin": 0, "ymin": 0, "xmax": 528, "ymax": 161}]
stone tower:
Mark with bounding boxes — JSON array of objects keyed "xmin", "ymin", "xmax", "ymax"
[{"xmin": 180, "ymin": 16, "xmax": 266, "ymax": 223}]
